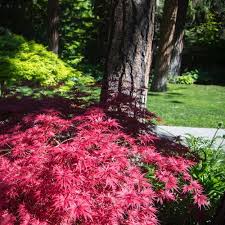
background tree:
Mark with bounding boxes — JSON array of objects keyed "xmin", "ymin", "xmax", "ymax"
[
  {"xmin": 151, "ymin": 0, "xmax": 178, "ymax": 92},
  {"xmin": 92, "ymin": 0, "xmax": 111, "ymax": 64},
  {"xmin": 168, "ymin": 0, "xmax": 189, "ymax": 81},
  {"xmin": 0, "ymin": 0, "xmax": 47, "ymax": 41},
  {"xmin": 47, "ymin": 0, "xmax": 59, "ymax": 54},
  {"xmin": 182, "ymin": 0, "xmax": 225, "ymax": 84},
  {"xmin": 101, "ymin": 0, "xmax": 155, "ymax": 115}
]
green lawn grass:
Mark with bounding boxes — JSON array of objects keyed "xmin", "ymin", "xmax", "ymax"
[{"xmin": 148, "ymin": 84, "xmax": 225, "ymax": 128}]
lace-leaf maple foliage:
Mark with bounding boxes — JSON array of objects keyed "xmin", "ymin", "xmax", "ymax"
[{"xmin": 0, "ymin": 98, "xmax": 208, "ymax": 225}]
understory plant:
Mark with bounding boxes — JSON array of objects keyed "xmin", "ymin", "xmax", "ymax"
[
  {"xmin": 0, "ymin": 98, "xmax": 208, "ymax": 225},
  {"xmin": 175, "ymin": 70, "xmax": 199, "ymax": 85},
  {"xmin": 187, "ymin": 131, "xmax": 225, "ymax": 224},
  {"xmin": 158, "ymin": 128, "xmax": 225, "ymax": 225},
  {"xmin": 0, "ymin": 32, "xmax": 94, "ymax": 96}
]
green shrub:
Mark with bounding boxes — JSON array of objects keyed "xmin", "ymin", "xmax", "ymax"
[
  {"xmin": 0, "ymin": 32, "xmax": 94, "ymax": 94},
  {"xmin": 186, "ymin": 13, "xmax": 221, "ymax": 47},
  {"xmin": 175, "ymin": 70, "xmax": 199, "ymax": 85},
  {"xmin": 158, "ymin": 130, "xmax": 225, "ymax": 225},
  {"xmin": 187, "ymin": 133, "xmax": 225, "ymax": 206}
]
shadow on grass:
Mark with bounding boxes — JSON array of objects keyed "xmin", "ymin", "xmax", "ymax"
[
  {"xmin": 171, "ymin": 85, "xmax": 188, "ymax": 90},
  {"xmin": 0, "ymin": 85, "xmax": 101, "ymax": 135},
  {"xmin": 167, "ymin": 92, "xmax": 184, "ymax": 96},
  {"xmin": 148, "ymin": 91, "xmax": 184, "ymax": 100},
  {"xmin": 169, "ymin": 100, "xmax": 183, "ymax": 104},
  {"xmin": 148, "ymin": 92, "xmax": 162, "ymax": 96},
  {"xmin": 4, "ymin": 84, "xmax": 100, "ymax": 105},
  {"xmin": 0, "ymin": 90, "xmax": 192, "ymax": 162}
]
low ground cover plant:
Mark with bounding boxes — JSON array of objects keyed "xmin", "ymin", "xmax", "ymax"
[
  {"xmin": 175, "ymin": 70, "xmax": 199, "ymax": 85},
  {"xmin": 0, "ymin": 31, "xmax": 94, "ymax": 96},
  {"xmin": 0, "ymin": 98, "xmax": 208, "ymax": 225}
]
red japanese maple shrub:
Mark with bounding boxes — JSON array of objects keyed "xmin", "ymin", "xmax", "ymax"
[{"xmin": 0, "ymin": 105, "xmax": 208, "ymax": 225}]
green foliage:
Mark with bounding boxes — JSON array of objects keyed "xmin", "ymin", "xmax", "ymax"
[
  {"xmin": 0, "ymin": 0, "xmax": 102, "ymax": 66},
  {"xmin": 187, "ymin": 134, "xmax": 225, "ymax": 205},
  {"xmin": 175, "ymin": 70, "xmax": 199, "ymax": 85},
  {"xmin": 60, "ymin": 0, "xmax": 95, "ymax": 66},
  {"xmin": 59, "ymin": 0, "xmax": 105, "ymax": 80},
  {"xmin": 157, "ymin": 130, "xmax": 225, "ymax": 225},
  {"xmin": 0, "ymin": 32, "xmax": 94, "ymax": 92},
  {"xmin": 187, "ymin": 0, "xmax": 212, "ymax": 25},
  {"xmin": 186, "ymin": 13, "xmax": 221, "ymax": 46},
  {"xmin": 185, "ymin": 132, "xmax": 225, "ymax": 223},
  {"xmin": 78, "ymin": 63, "xmax": 103, "ymax": 82}
]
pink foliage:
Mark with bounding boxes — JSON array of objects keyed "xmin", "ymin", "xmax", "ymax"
[{"xmin": 0, "ymin": 103, "xmax": 208, "ymax": 225}]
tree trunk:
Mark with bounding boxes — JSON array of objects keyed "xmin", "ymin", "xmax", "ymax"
[
  {"xmin": 47, "ymin": 0, "xmax": 59, "ymax": 54},
  {"xmin": 0, "ymin": 80, "xmax": 5, "ymax": 97},
  {"xmin": 168, "ymin": 0, "xmax": 189, "ymax": 81},
  {"xmin": 212, "ymin": 192, "xmax": 225, "ymax": 225},
  {"xmin": 168, "ymin": 32, "xmax": 184, "ymax": 81},
  {"xmin": 151, "ymin": 0, "xmax": 178, "ymax": 92},
  {"xmin": 101, "ymin": 0, "xmax": 155, "ymax": 115}
]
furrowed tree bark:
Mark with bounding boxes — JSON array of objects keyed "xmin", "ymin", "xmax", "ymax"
[
  {"xmin": 47, "ymin": 0, "xmax": 59, "ymax": 54},
  {"xmin": 168, "ymin": 0, "xmax": 189, "ymax": 81},
  {"xmin": 168, "ymin": 33, "xmax": 183, "ymax": 81},
  {"xmin": 151, "ymin": 0, "xmax": 178, "ymax": 92},
  {"xmin": 101, "ymin": 0, "xmax": 155, "ymax": 115}
]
